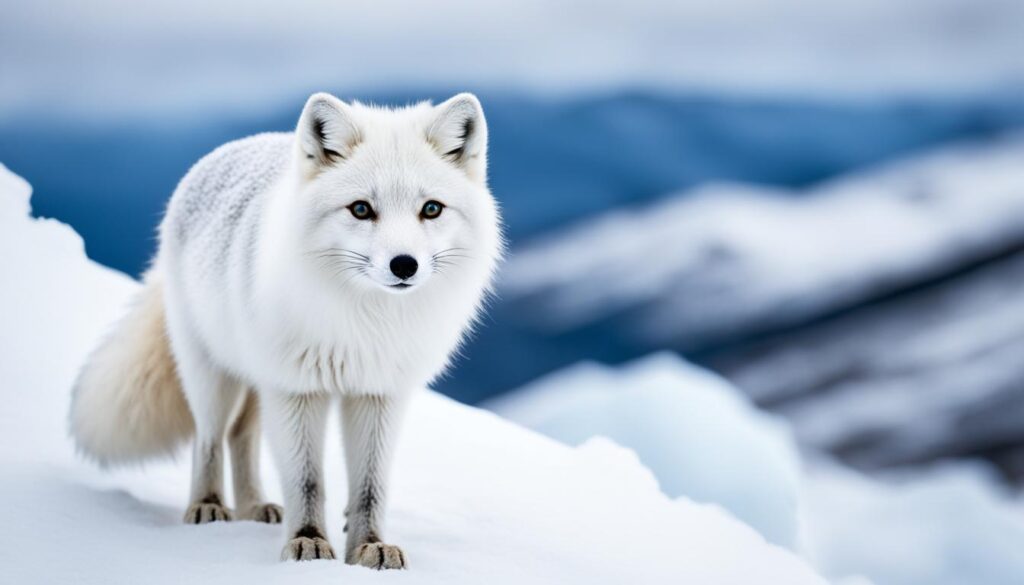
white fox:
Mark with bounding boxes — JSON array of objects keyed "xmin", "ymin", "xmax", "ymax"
[{"xmin": 68, "ymin": 92, "xmax": 502, "ymax": 569}]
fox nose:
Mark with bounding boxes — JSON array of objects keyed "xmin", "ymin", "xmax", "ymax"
[{"xmin": 389, "ymin": 255, "xmax": 418, "ymax": 280}]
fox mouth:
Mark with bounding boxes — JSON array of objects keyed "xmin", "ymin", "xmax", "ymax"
[{"xmin": 388, "ymin": 283, "xmax": 412, "ymax": 290}]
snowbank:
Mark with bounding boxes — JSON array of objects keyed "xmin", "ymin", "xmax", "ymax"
[
  {"xmin": 486, "ymin": 354, "xmax": 802, "ymax": 549},
  {"xmin": 487, "ymin": 349, "xmax": 1024, "ymax": 585},
  {"xmin": 0, "ymin": 163, "xmax": 827, "ymax": 583}
]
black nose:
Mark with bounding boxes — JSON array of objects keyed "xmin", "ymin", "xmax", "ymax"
[{"xmin": 389, "ymin": 255, "xmax": 418, "ymax": 280}]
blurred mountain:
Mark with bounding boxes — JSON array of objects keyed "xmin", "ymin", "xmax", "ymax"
[{"xmin": 711, "ymin": 247, "xmax": 1024, "ymax": 480}]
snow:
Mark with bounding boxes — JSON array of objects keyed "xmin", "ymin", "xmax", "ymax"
[
  {"xmin": 0, "ymin": 167, "xmax": 138, "ymax": 464},
  {"xmin": 0, "ymin": 162, "xmax": 827, "ymax": 583},
  {"xmin": 486, "ymin": 347, "xmax": 1024, "ymax": 585},
  {"xmin": 485, "ymin": 354, "xmax": 802, "ymax": 549},
  {"xmin": 3, "ymin": 1, "xmax": 1024, "ymax": 120}
]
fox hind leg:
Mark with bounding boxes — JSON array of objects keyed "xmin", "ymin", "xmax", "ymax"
[
  {"xmin": 228, "ymin": 390, "xmax": 282, "ymax": 523},
  {"xmin": 173, "ymin": 335, "xmax": 242, "ymax": 524}
]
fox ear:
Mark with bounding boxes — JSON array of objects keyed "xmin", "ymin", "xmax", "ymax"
[
  {"xmin": 296, "ymin": 93, "xmax": 361, "ymax": 170},
  {"xmin": 427, "ymin": 93, "xmax": 488, "ymax": 182}
]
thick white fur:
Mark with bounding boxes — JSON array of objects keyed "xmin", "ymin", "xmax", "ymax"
[{"xmin": 69, "ymin": 92, "xmax": 503, "ymax": 567}]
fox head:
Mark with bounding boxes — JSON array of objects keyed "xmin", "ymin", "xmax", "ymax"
[{"xmin": 288, "ymin": 92, "xmax": 502, "ymax": 297}]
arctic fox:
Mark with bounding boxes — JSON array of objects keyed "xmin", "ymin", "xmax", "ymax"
[{"xmin": 69, "ymin": 92, "xmax": 502, "ymax": 569}]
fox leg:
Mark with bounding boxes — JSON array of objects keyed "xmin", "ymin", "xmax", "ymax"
[
  {"xmin": 341, "ymin": 394, "xmax": 407, "ymax": 570},
  {"xmin": 264, "ymin": 391, "xmax": 335, "ymax": 561},
  {"xmin": 174, "ymin": 342, "xmax": 243, "ymax": 524},
  {"xmin": 228, "ymin": 390, "xmax": 282, "ymax": 523}
]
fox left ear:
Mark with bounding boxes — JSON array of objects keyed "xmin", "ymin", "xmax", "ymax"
[{"xmin": 427, "ymin": 93, "xmax": 488, "ymax": 183}]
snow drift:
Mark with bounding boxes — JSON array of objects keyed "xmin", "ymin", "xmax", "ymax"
[
  {"xmin": 486, "ymin": 354, "xmax": 802, "ymax": 550},
  {"xmin": 0, "ymin": 163, "xmax": 827, "ymax": 583},
  {"xmin": 486, "ymin": 351, "xmax": 1024, "ymax": 585}
]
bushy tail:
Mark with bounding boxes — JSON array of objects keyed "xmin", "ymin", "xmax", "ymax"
[{"xmin": 69, "ymin": 271, "xmax": 194, "ymax": 466}]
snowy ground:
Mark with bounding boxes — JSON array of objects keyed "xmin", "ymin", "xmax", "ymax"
[{"xmin": 0, "ymin": 165, "xmax": 829, "ymax": 583}]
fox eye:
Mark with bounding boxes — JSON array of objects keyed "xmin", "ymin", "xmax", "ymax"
[
  {"xmin": 421, "ymin": 200, "xmax": 444, "ymax": 220},
  {"xmin": 348, "ymin": 200, "xmax": 376, "ymax": 220}
]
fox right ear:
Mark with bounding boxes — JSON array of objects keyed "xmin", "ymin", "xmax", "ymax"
[
  {"xmin": 296, "ymin": 93, "xmax": 361, "ymax": 170},
  {"xmin": 427, "ymin": 93, "xmax": 488, "ymax": 183}
]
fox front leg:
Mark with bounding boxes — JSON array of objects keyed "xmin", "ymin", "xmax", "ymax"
[
  {"xmin": 341, "ymin": 394, "xmax": 407, "ymax": 570},
  {"xmin": 264, "ymin": 391, "xmax": 335, "ymax": 561}
]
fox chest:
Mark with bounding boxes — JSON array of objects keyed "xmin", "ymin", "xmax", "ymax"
[{"xmin": 269, "ymin": 323, "xmax": 447, "ymax": 395}]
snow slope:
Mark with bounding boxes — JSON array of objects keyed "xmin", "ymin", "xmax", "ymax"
[
  {"xmin": 0, "ymin": 164, "xmax": 827, "ymax": 583},
  {"xmin": 485, "ymin": 354, "xmax": 802, "ymax": 550}
]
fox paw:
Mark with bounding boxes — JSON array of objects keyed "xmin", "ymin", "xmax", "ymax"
[
  {"xmin": 184, "ymin": 500, "xmax": 233, "ymax": 524},
  {"xmin": 239, "ymin": 503, "xmax": 283, "ymax": 524},
  {"xmin": 349, "ymin": 542, "xmax": 406, "ymax": 570},
  {"xmin": 282, "ymin": 536, "xmax": 336, "ymax": 561}
]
